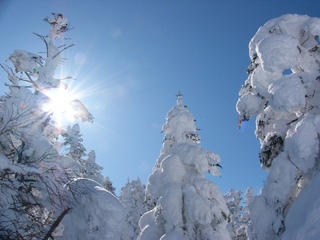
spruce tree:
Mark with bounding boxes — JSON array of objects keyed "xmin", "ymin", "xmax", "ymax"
[
  {"xmin": 237, "ymin": 14, "xmax": 320, "ymax": 239},
  {"xmin": 138, "ymin": 92, "xmax": 230, "ymax": 240},
  {"xmin": 224, "ymin": 188, "xmax": 253, "ymax": 240},
  {"xmin": 120, "ymin": 178, "xmax": 148, "ymax": 240}
]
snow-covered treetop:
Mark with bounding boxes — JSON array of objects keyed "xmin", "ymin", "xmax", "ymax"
[
  {"xmin": 237, "ymin": 14, "xmax": 320, "ymax": 168},
  {"xmin": 3, "ymin": 13, "xmax": 93, "ymax": 124},
  {"xmin": 84, "ymin": 150, "xmax": 103, "ymax": 172},
  {"xmin": 237, "ymin": 14, "xmax": 320, "ymax": 122},
  {"xmin": 176, "ymin": 90, "xmax": 183, "ymax": 106},
  {"xmin": 157, "ymin": 92, "xmax": 221, "ymax": 175},
  {"xmin": 63, "ymin": 123, "xmax": 86, "ymax": 160},
  {"xmin": 44, "ymin": 13, "xmax": 69, "ymax": 42},
  {"xmin": 162, "ymin": 92, "xmax": 199, "ymax": 145}
]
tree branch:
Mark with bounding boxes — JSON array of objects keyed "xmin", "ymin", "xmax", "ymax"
[
  {"xmin": 52, "ymin": 44, "xmax": 75, "ymax": 59},
  {"xmin": 42, "ymin": 207, "xmax": 71, "ymax": 240}
]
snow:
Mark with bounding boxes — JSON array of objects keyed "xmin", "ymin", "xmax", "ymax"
[
  {"xmin": 250, "ymin": 195, "xmax": 276, "ymax": 240},
  {"xmin": 119, "ymin": 178, "xmax": 148, "ymax": 239},
  {"xmin": 250, "ymin": 67, "xmax": 280, "ymax": 98},
  {"xmin": 58, "ymin": 179, "xmax": 125, "ymax": 240},
  {"xmin": 3, "ymin": 11, "xmax": 320, "ymax": 240},
  {"xmin": 176, "ymin": 143, "xmax": 220, "ymax": 175},
  {"xmin": 286, "ymin": 115, "xmax": 319, "ymax": 173},
  {"xmin": 8, "ymin": 50, "xmax": 42, "ymax": 75},
  {"xmin": 249, "ymin": 14, "xmax": 309, "ymax": 57},
  {"xmin": 268, "ymin": 74, "xmax": 306, "ymax": 112},
  {"xmin": 142, "ymin": 95, "xmax": 230, "ymax": 239},
  {"xmin": 224, "ymin": 187, "xmax": 254, "ymax": 239},
  {"xmin": 237, "ymin": 13, "xmax": 320, "ymax": 240},
  {"xmin": 160, "ymin": 183, "xmax": 183, "ymax": 227},
  {"xmin": 257, "ymin": 34, "xmax": 299, "ymax": 73},
  {"xmin": 0, "ymin": 153, "xmax": 39, "ymax": 174},
  {"xmin": 160, "ymin": 228, "xmax": 188, "ymax": 240},
  {"xmin": 270, "ymin": 155, "xmax": 297, "ymax": 198},
  {"xmin": 69, "ymin": 99, "xmax": 94, "ymax": 122},
  {"xmin": 282, "ymin": 172, "xmax": 320, "ymax": 240},
  {"xmin": 160, "ymin": 154, "xmax": 186, "ymax": 185},
  {"xmin": 138, "ymin": 208, "xmax": 164, "ymax": 240},
  {"xmin": 183, "ymin": 184, "xmax": 213, "ymax": 224},
  {"xmin": 0, "ymin": 13, "xmax": 100, "ymax": 240},
  {"xmin": 47, "ymin": 13, "xmax": 69, "ymax": 41},
  {"xmin": 236, "ymin": 92, "xmax": 265, "ymax": 121}
]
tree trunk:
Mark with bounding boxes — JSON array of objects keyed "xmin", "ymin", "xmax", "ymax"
[{"xmin": 43, "ymin": 207, "xmax": 71, "ymax": 240}]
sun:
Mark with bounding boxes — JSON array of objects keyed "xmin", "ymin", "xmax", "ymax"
[{"xmin": 42, "ymin": 86, "xmax": 78, "ymax": 124}]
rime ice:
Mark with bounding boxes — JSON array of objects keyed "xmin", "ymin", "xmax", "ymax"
[
  {"xmin": 237, "ymin": 14, "xmax": 320, "ymax": 239},
  {"xmin": 139, "ymin": 93, "xmax": 230, "ymax": 240}
]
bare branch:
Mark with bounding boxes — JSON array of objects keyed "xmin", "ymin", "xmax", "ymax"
[
  {"xmin": 24, "ymin": 71, "xmax": 40, "ymax": 90},
  {"xmin": 52, "ymin": 44, "xmax": 75, "ymax": 59},
  {"xmin": 33, "ymin": 32, "xmax": 49, "ymax": 58}
]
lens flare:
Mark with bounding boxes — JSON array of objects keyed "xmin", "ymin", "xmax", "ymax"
[{"xmin": 42, "ymin": 86, "xmax": 78, "ymax": 125}]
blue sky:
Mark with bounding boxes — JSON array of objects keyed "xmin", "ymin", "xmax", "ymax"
[{"xmin": 1, "ymin": 0, "xmax": 320, "ymax": 195}]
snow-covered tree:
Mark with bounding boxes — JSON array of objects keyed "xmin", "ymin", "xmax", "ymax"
[
  {"xmin": 61, "ymin": 125, "xmax": 114, "ymax": 192},
  {"xmin": 224, "ymin": 188, "xmax": 254, "ymax": 240},
  {"xmin": 63, "ymin": 123, "xmax": 86, "ymax": 161},
  {"xmin": 237, "ymin": 14, "xmax": 320, "ymax": 239},
  {"xmin": 119, "ymin": 178, "xmax": 148, "ymax": 240},
  {"xmin": 138, "ymin": 93, "xmax": 230, "ymax": 240},
  {"xmin": 243, "ymin": 187, "xmax": 254, "ymax": 239},
  {"xmin": 225, "ymin": 189, "xmax": 244, "ymax": 240},
  {"xmin": 0, "ymin": 13, "xmax": 78, "ymax": 239},
  {"xmin": 57, "ymin": 178, "xmax": 124, "ymax": 240},
  {"xmin": 103, "ymin": 176, "xmax": 116, "ymax": 194},
  {"xmin": 0, "ymin": 13, "xmax": 122, "ymax": 239}
]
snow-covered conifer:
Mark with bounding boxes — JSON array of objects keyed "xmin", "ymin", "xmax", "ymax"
[
  {"xmin": 243, "ymin": 187, "xmax": 254, "ymax": 239},
  {"xmin": 224, "ymin": 188, "xmax": 254, "ymax": 240},
  {"xmin": 225, "ymin": 189, "xmax": 245, "ymax": 240},
  {"xmin": 0, "ymin": 13, "xmax": 78, "ymax": 239},
  {"xmin": 237, "ymin": 14, "xmax": 320, "ymax": 239},
  {"xmin": 120, "ymin": 178, "xmax": 148, "ymax": 239},
  {"xmin": 103, "ymin": 176, "xmax": 116, "ymax": 194},
  {"xmin": 0, "ymin": 13, "xmax": 118, "ymax": 239},
  {"xmin": 63, "ymin": 123, "xmax": 86, "ymax": 161},
  {"xmin": 61, "ymin": 126, "xmax": 109, "ymax": 188},
  {"xmin": 138, "ymin": 93, "xmax": 230, "ymax": 240}
]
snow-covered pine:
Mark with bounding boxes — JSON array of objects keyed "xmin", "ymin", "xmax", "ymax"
[
  {"xmin": 236, "ymin": 14, "xmax": 320, "ymax": 239},
  {"xmin": 63, "ymin": 123, "xmax": 87, "ymax": 161},
  {"xmin": 224, "ymin": 189, "xmax": 245, "ymax": 240},
  {"xmin": 103, "ymin": 176, "xmax": 116, "ymax": 194},
  {"xmin": 224, "ymin": 188, "xmax": 254, "ymax": 240},
  {"xmin": 242, "ymin": 187, "xmax": 254, "ymax": 239},
  {"xmin": 138, "ymin": 93, "xmax": 230, "ymax": 240},
  {"xmin": 0, "ymin": 13, "xmax": 119, "ymax": 239},
  {"xmin": 61, "ymin": 124, "xmax": 109, "ymax": 189},
  {"xmin": 119, "ymin": 178, "xmax": 149, "ymax": 240}
]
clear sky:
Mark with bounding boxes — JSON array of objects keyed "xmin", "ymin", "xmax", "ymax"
[{"xmin": 1, "ymin": 0, "xmax": 320, "ymax": 195}]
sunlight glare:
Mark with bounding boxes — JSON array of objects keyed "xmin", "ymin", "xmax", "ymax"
[{"xmin": 43, "ymin": 86, "xmax": 78, "ymax": 124}]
